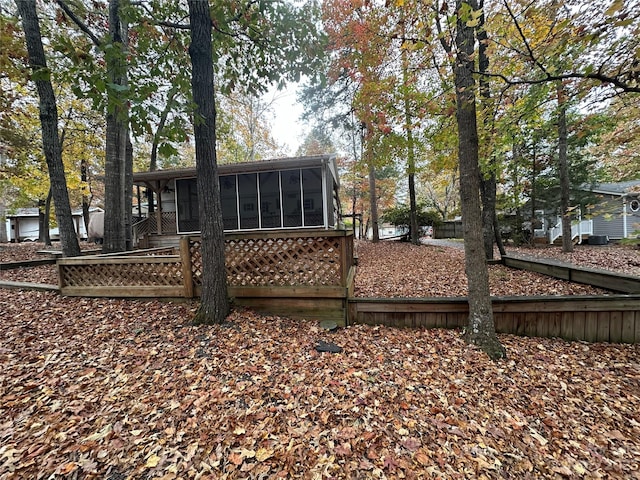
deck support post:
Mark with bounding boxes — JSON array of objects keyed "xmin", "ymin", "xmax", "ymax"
[{"xmin": 180, "ymin": 236, "xmax": 194, "ymax": 298}]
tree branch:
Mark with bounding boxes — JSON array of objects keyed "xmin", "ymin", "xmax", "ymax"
[
  {"xmin": 479, "ymin": 70, "xmax": 640, "ymax": 94},
  {"xmin": 502, "ymin": 1, "xmax": 551, "ymax": 78},
  {"xmin": 56, "ymin": 0, "xmax": 102, "ymax": 47}
]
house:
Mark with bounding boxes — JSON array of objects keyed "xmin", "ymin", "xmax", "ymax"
[
  {"xmin": 534, "ymin": 180, "xmax": 640, "ymax": 244},
  {"xmin": 586, "ymin": 181, "xmax": 640, "ymax": 240},
  {"xmin": 5, "ymin": 207, "xmax": 102, "ymax": 242},
  {"xmin": 131, "ymin": 154, "xmax": 342, "ymax": 247}
]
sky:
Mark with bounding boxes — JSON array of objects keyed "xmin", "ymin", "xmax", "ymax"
[{"xmin": 264, "ymin": 83, "xmax": 307, "ymax": 156}]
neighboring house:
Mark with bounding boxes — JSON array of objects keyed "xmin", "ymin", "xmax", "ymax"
[
  {"xmin": 131, "ymin": 154, "xmax": 342, "ymax": 247},
  {"xmin": 521, "ymin": 181, "xmax": 639, "ymax": 243},
  {"xmin": 586, "ymin": 181, "xmax": 640, "ymax": 240},
  {"xmin": 5, "ymin": 207, "xmax": 103, "ymax": 242}
]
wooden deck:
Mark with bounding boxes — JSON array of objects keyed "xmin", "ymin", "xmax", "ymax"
[{"xmin": 57, "ymin": 230, "xmax": 356, "ymax": 326}]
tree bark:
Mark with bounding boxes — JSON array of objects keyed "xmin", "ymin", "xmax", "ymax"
[
  {"xmin": 367, "ymin": 160, "xmax": 379, "ymax": 242},
  {"xmin": 150, "ymin": 87, "xmax": 178, "ymax": 171},
  {"xmin": 102, "ymin": 0, "xmax": 129, "ymax": 253},
  {"xmin": 16, "ymin": 0, "xmax": 80, "ymax": 257},
  {"xmin": 81, "ymin": 158, "xmax": 90, "ymax": 235},
  {"xmin": 477, "ymin": 0, "xmax": 496, "ymax": 260},
  {"xmin": 401, "ymin": 16, "xmax": 419, "ymax": 245},
  {"xmin": 44, "ymin": 187, "xmax": 52, "ymax": 246},
  {"xmin": 188, "ymin": 0, "xmax": 230, "ymax": 325},
  {"xmin": 557, "ymin": 81, "xmax": 573, "ymax": 253},
  {"xmin": 0, "ymin": 196, "xmax": 8, "ymax": 243},
  {"xmin": 454, "ymin": 0, "xmax": 505, "ymax": 359}
]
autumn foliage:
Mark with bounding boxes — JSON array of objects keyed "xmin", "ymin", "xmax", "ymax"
[
  {"xmin": 1, "ymin": 289, "xmax": 640, "ymax": 478},
  {"xmin": 2, "ymin": 242, "xmax": 640, "ymax": 478}
]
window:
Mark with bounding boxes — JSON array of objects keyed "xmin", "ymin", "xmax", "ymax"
[
  {"xmin": 630, "ymin": 199, "xmax": 640, "ymax": 213},
  {"xmin": 260, "ymin": 171, "xmax": 281, "ymax": 228},
  {"xmin": 302, "ymin": 168, "xmax": 323, "ymax": 226},
  {"xmin": 220, "ymin": 175, "xmax": 238, "ymax": 230},
  {"xmin": 238, "ymin": 174, "xmax": 258, "ymax": 229},
  {"xmin": 175, "ymin": 165, "xmax": 330, "ymax": 233},
  {"xmin": 281, "ymin": 169, "xmax": 302, "ymax": 227},
  {"xmin": 176, "ymin": 178, "xmax": 199, "ymax": 232}
]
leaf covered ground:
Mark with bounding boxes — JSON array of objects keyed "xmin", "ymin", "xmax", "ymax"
[
  {"xmin": 3, "ymin": 241, "xmax": 639, "ymax": 297},
  {"xmin": 1, "ymin": 289, "xmax": 640, "ymax": 479},
  {"xmin": 353, "ymin": 241, "xmax": 632, "ymax": 298}
]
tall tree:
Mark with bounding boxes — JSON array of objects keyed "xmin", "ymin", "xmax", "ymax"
[
  {"xmin": 103, "ymin": 0, "xmax": 130, "ymax": 252},
  {"xmin": 187, "ymin": 0, "xmax": 229, "ymax": 325},
  {"xmin": 452, "ymin": 0, "xmax": 505, "ymax": 359},
  {"xmin": 15, "ymin": 0, "xmax": 80, "ymax": 257},
  {"xmin": 55, "ymin": 0, "xmax": 133, "ymax": 253},
  {"xmin": 557, "ymin": 81, "xmax": 572, "ymax": 252}
]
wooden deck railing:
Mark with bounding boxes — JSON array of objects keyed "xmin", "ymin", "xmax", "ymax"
[{"xmin": 58, "ymin": 229, "xmax": 355, "ymax": 325}]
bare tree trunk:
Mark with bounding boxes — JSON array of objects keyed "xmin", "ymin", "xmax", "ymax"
[
  {"xmin": 0, "ymin": 197, "xmax": 8, "ymax": 243},
  {"xmin": 16, "ymin": 0, "xmax": 80, "ymax": 257},
  {"xmin": 44, "ymin": 187, "xmax": 52, "ymax": 246},
  {"xmin": 81, "ymin": 158, "xmax": 90, "ymax": 235},
  {"xmin": 401, "ymin": 16, "xmax": 419, "ymax": 245},
  {"xmin": 150, "ymin": 87, "xmax": 178, "ymax": 171},
  {"xmin": 558, "ymin": 81, "xmax": 573, "ymax": 253},
  {"xmin": 480, "ymin": 176, "xmax": 496, "ymax": 258},
  {"xmin": 124, "ymin": 135, "xmax": 133, "ymax": 249},
  {"xmin": 102, "ymin": 0, "xmax": 129, "ymax": 253},
  {"xmin": 188, "ymin": 0, "xmax": 230, "ymax": 325},
  {"xmin": 477, "ymin": 0, "xmax": 496, "ymax": 260},
  {"xmin": 368, "ymin": 160, "xmax": 379, "ymax": 243},
  {"xmin": 454, "ymin": 0, "xmax": 505, "ymax": 360},
  {"xmin": 38, "ymin": 198, "xmax": 46, "ymax": 243}
]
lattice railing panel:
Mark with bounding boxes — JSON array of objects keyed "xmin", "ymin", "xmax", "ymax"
[
  {"xmin": 190, "ymin": 236, "xmax": 343, "ymax": 287},
  {"xmin": 161, "ymin": 212, "xmax": 177, "ymax": 233},
  {"xmin": 133, "ymin": 217, "xmax": 150, "ymax": 237},
  {"xmin": 145, "ymin": 212, "xmax": 177, "ymax": 234},
  {"xmin": 190, "ymin": 240, "xmax": 203, "ymax": 287},
  {"xmin": 60, "ymin": 260, "xmax": 183, "ymax": 287}
]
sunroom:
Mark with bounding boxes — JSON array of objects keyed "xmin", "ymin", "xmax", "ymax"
[{"xmin": 132, "ymin": 154, "xmax": 342, "ymax": 246}]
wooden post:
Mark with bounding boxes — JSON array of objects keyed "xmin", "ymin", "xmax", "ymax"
[
  {"xmin": 339, "ymin": 232, "xmax": 352, "ymax": 287},
  {"xmin": 180, "ymin": 236, "xmax": 194, "ymax": 298},
  {"xmin": 57, "ymin": 260, "xmax": 65, "ymax": 291}
]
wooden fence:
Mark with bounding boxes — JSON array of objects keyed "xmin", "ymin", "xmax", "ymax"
[
  {"xmin": 55, "ymin": 233, "xmax": 640, "ymax": 342},
  {"xmin": 503, "ymin": 254, "xmax": 640, "ymax": 293},
  {"xmin": 58, "ymin": 229, "xmax": 355, "ymax": 325},
  {"xmin": 350, "ymin": 295, "xmax": 640, "ymax": 343}
]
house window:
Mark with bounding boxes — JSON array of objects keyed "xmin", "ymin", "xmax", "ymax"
[
  {"xmin": 175, "ymin": 166, "xmax": 329, "ymax": 233},
  {"xmin": 238, "ymin": 173, "xmax": 259, "ymax": 229},
  {"xmin": 220, "ymin": 175, "xmax": 238, "ymax": 230},
  {"xmin": 260, "ymin": 171, "xmax": 281, "ymax": 228},
  {"xmin": 302, "ymin": 168, "xmax": 323, "ymax": 226},
  {"xmin": 281, "ymin": 169, "xmax": 302, "ymax": 227},
  {"xmin": 630, "ymin": 199, "xmax": 640, "ymax": 213},
  {"xmin": 176, "ymin": 178, "xmax": 199, "ymax": 232}
]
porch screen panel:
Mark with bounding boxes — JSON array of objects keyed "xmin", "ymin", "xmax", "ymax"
[
  {"xmin": 238, "ymin": 173, "xmax": 259, "ymax": 229},
  {"xmin": 176, "ymin": 178, "xmax": 200, "ymax": 232},
  {"xmin": 259, "ymin": 171, "xmax": 281, "ymax": 228},
  {"xmin": 302, "ymin": 168, "xmax": 324, "ymax": 226},
  {"xmin": 220, "ymin": 175, "xmax": 238, "ymax": 230},
  {"xmin": 281, "ymin": 169, "xmax": 302, "ymax": 227}
]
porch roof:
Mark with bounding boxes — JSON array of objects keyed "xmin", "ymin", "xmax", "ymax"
[
  {"xmin": 133, "ymin": 154, "xmax": 338, "ymax": 185},
  {"xmin": 588, "ymin": 180, "xmax": 640, "ymax": 197}
]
